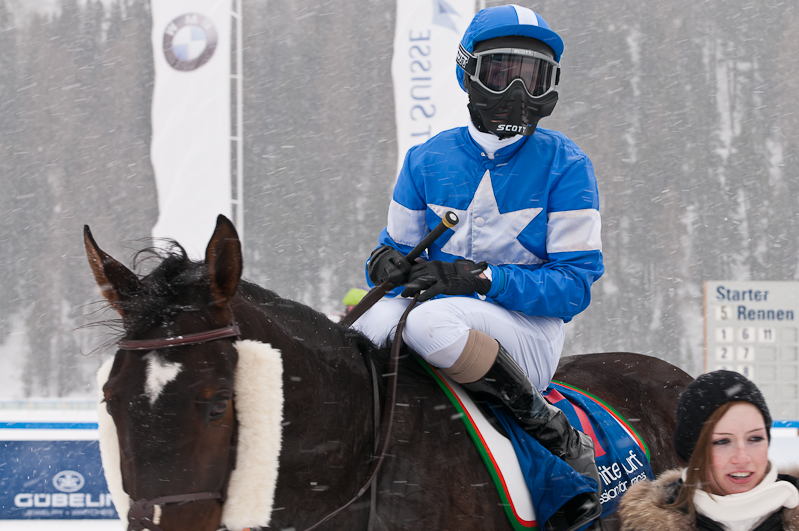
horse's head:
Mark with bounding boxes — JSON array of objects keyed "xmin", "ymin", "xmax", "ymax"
[{"xmin": 85, "ymin": 216, "xmax": 262, "ymax": 531}]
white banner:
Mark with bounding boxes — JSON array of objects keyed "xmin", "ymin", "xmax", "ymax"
[
  {"xmin": 150, "ymin": 1, "xmax": 231, "ymax": 258},
  {"xmin": 391, "ymin": 0, "xmax": 475, "ymax": 180}
]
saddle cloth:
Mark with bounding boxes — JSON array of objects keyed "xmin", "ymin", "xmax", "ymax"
[
  {"xmin": 417, "ymin": 358, "xmax": 653, "ymax": 530},
  {"xmin": 543, "ymin": 382, "xmax": 654, "ymax": 512}
]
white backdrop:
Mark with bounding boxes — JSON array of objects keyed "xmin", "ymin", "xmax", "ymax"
[
  {"xmin": 391, "ymin": 0, "xmax": 474, "ymax": 181},
  {"xmin": 150, "ymin": 0, "xmax": 232, "ymax": 258}
]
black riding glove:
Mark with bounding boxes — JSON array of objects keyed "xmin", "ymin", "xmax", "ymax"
[
  {"xmin": 400, "ymin": 260, "xmax": 491, "ymax": 302},
  {"xmin": 367, "ymin": 245, "xmax": 412, "ymax": 286}
]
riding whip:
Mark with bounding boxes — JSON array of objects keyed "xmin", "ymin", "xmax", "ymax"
[{"xmin": 340, "ymin": 211, "xmax": 458, "ymax": 328}]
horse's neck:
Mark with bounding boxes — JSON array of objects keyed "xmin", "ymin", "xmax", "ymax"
[{"xmin": 249, "ymin": 303, "xmax": 376, "ymax": 528}]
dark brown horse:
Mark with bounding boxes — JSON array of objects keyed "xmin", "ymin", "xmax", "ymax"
[{"xmin": 85, "ymin": 215, "xmax": 692, "ymax": 531}]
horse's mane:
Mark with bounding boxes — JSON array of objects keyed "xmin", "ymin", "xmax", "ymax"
[
  {"xmin": 236, "ymin": 280, "xmax": 318, "ymax": 328},
  {"xmin": 111, "ymin": 242, "xmax": 423, "ymax": 387},
  {"xmin": 235, "ymin": 279, "xmax": 401, "ymax": 380},
  {"xmin": 115, "ymin": 243, "xmax": 207, "ymax": 337}
]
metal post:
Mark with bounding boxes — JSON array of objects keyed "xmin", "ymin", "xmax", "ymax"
[{"xmin": 231, "ymin": 0, "xmax": 245, "ymax": 245}]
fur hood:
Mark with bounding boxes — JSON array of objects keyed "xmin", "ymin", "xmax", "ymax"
[{"xmin": 619, "ymin": 467, "xmax": 799, "ymax": 531}]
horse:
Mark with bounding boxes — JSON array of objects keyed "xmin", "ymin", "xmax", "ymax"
[{"xmin": 85, "ymin": 215, "xmax": 693, "ymax": 531}]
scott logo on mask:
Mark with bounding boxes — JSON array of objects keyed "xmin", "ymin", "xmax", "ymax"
[{"xmin": 496, "ymin": 124, "xmax": 527, "ymax": 133}]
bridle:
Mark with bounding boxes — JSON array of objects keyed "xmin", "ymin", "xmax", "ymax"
[
  {"xmin": 106, "ymin": 211, "xmax": 454, "ymax": 531},
  {"xmin": 112, "ymin": 295, "xmax": 413, "ymax": 531},
  {"xmin": 117, "ymin": 324, "xmax": 241, "ymax": 351},
  {"xmin": 116, "ymin": 323, "xmax": 241, "ymax": 531},
  {"xmin": 127, "ymin": 493, "xmax": 222, "ymax": 531}
]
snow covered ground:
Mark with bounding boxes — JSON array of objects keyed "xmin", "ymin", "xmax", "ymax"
[
  {"xmin": 770, "ymin": 427, "xmax": 799, "ymax": 469},
  {"xmin": 0, "ymin": 523, "xmax": 121, "ymax": 530},
  {"xmin": 0, "ymin": 406, "xmax": 796, "ymax": 530}
]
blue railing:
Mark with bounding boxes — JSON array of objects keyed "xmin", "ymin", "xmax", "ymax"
[{"xmin": 0, "ymin": 422, "xmax": 99, "ymax": 429}]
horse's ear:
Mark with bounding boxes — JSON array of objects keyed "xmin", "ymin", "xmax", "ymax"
[
  {"xmin": 84, "ymin": 225, "xmax": 142, "ymax": 316},
  {"xmin": 205, "ymin": 215, "xmax": 242, "ymax": 311}
]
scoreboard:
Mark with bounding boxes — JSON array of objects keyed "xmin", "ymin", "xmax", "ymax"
[{"xmin": 704, "ymin": 281, "xmax": 799, "ymax": 419}]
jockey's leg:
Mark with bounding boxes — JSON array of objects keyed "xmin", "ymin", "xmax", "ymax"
[
  {"xmin": 401, "ymin": 298, "xmax": 601, "ymax": 531},
  {"xmin": 401, "ymin": 297, "xmax": 563, "ymax": 390},
  {"xmin": 457, "ymin": 339, "xmax": 602, "ymax": 531}
]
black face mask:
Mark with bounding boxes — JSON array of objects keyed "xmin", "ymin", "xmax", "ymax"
[
  {"xmin": 466, "ymin": 75, "xmax": 559, "ymax": 138},
  {"xmin": 458, "ymin": 37, "xmax": 561, "ymax": 138}
]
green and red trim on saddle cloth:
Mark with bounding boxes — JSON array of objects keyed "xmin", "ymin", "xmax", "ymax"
[{"xmin": 418, "ymin": 358, "xmax": 653, "ymax": 530}]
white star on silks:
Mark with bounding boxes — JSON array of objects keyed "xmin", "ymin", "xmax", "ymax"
[{"xmin": 428, "ymin": 170, "xmax": 544, "ymax": 265}]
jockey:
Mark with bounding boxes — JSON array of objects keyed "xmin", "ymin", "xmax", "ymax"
[{"xmin": 355, "ymin": 5, "xmax": 603, "ymax": 529}]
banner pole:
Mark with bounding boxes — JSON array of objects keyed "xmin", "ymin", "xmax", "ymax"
[{"xmin": 232, "ymin": 0, "xmax": 245, "ymax": 246}]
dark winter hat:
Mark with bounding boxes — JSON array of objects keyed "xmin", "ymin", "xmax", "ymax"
[{"xmin": 673, "ymin": 370, "xmax": 771, "ymax": 463}]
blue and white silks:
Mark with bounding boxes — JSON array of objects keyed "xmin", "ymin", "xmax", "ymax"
[{"xmin": 368, "ymin": 125, "xmax": 603, "ymax": 322}]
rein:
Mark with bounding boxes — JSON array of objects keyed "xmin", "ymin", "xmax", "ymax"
[
  {"xmin": 115, "ymin": 307, "xmax": 411, "ymax": 531},
  {"xmin": 117, "ymin": 324, "xmax": 241, "ymax": 531},
  {"xmin": 300, "ymin": 295, "xmax": 417, "ymax": 531},
  {"xmin": 113, "ymin": 307, "xmax": 403, "ymax": 531},
  {"xmin": 300, "ymin": 213, "xmax": 457, "ymax": 528}
]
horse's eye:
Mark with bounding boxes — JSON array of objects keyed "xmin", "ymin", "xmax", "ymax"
[{"xmin": 208, "ymin": 391, "xmax": 232, "ymax": 421}]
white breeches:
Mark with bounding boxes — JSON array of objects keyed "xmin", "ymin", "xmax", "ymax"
[{"xmin": 352, "ymin": 296, "xmax": 565, "ymax": 392}]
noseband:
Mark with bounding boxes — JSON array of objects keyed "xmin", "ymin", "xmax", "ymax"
[
  {"xmin": 128, "ymin": 492, "xmax": 222, "ymax": 531},
  {"xmin": 117, "ymin": 323, "xmax": 241, "ymax": 531}
]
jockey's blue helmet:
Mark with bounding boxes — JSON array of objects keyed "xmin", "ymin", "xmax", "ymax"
[{"xmin": 456, "ymin": 4, "xmax": 564, "ymax": 92}]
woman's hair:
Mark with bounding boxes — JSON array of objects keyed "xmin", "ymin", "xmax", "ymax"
[{"xmin": 667, "ymin": 401, "xmax": 737, "ymax": 515}]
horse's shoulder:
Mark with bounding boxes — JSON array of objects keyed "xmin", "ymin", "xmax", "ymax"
[{"xmin": 618, "ymin": 469, "xmax": 692, "ymax": 531}]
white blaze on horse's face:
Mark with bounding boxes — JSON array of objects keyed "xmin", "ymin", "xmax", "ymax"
[{"xmin": 143, "ymin": 352, "xmax": 183, "ymax": 407}]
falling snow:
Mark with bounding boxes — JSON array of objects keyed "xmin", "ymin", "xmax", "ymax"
[{"xmin": 0, "ymin": 0, "xmax": 798, "ymax": 400}]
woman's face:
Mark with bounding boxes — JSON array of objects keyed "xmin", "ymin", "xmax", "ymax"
[{"xmin": 707, "ymin": 402, "xmax": 769, "ymax": 495}]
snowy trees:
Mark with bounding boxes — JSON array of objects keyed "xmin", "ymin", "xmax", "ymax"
[{"xmin": 1, "ymin": 0, "xmax": 798, "ymax": 396}]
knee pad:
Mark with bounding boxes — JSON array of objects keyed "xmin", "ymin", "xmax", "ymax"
[{"xmin": 442, "ymin": 330, "xmax": 499, "ymax": 384}]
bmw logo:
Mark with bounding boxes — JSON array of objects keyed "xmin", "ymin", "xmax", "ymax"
[
  {"xmin": 163, "ymin": 13, "xmax": 218, "ymax": 72},
  {"xmin": 53, "ymin": 470, "xmax": 85, "ymax": 493}
]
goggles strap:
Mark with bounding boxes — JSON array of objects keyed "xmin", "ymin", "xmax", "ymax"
[{"xmin": 456, "ymin": 44, "xmax": 477, "ymax": 76}]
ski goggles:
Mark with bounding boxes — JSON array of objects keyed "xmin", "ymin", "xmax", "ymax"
[{"xmin": 457, "ymin": 44, "xmax": 560, "ymax": 98}]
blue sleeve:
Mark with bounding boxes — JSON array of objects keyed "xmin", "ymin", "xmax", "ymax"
[
  {"xmin": 484, "ymin": 156, "xmax": 604, "ymax": 321},
  {"xmin": 363, "ymin": 147, "xmax": 428, "ymax": 292}
]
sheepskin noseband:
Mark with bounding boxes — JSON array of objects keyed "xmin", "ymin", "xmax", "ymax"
[{"xmin": 96, "ymin": 340, "xmax": 284, "ymax": 530}]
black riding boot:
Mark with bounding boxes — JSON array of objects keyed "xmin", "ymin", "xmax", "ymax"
[{"xmin": 463, "ymin": 344, "xmax": 602, "ymax": 531}]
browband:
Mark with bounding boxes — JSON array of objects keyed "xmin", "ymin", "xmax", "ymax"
[{"xmin": 117, "ymin": 324, "xmax": 241, "ymax": 351}]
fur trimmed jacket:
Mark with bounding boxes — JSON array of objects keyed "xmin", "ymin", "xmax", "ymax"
[{"xmin": 618, "ymin": 467, "xmax": 799, "ymax": 531}]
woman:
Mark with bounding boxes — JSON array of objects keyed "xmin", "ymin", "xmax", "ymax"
[{"xmin": 619, "ymin": 370, "xmax": 799, "ymax": 531}]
